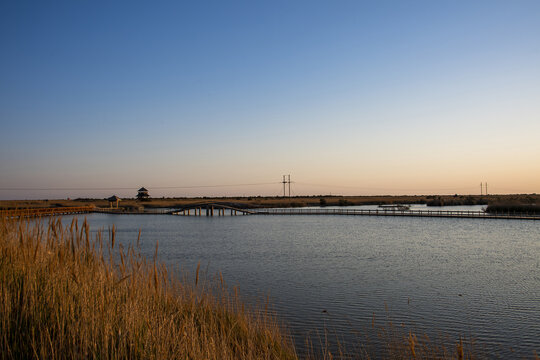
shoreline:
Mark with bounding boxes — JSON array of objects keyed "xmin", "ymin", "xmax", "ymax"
[
  {"xmin": 0, "ymin": 216, "xmax": 490, "ymax": 359},
  {"xmin": 1, "ymin": 193, "xmax": 538, "ymax": 211}
]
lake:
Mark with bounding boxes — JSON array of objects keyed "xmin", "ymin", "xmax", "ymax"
[{"xmin": 64, "ymin": 205, "xmax": 539, "ymax": 358}]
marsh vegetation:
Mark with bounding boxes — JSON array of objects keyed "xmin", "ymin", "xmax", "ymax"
[
  {"xmin": 0, "ymin": 217, "xmax": 295, "ymax": 359},
  {"xmin": 1, "ymin": 217, "xmax": 530, "ymax": 359}
]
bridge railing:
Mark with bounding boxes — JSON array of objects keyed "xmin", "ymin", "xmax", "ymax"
[
  {"xmin": 253, "ymin": 208, "xmax": 481, "ymax": 215},
  {"xmin": 1, "ymin": 206, "xmax": 95, "ymax": 219},
  {"xmin": 169, "ymin": 204, "xmax": 254, "ymax": 215},
  {"xmin": 251, "ymin": 208, "xmax": 540, "ymax": 219}
]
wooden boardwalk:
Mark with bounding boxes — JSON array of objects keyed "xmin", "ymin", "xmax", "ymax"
[
  {"xmin": 1, "ymin": 206, "xmax": 95, "ymax": 219},
  {"xmin": 251, "ymin": 208, "xmax": 540, "ymax": 220},
  {"xmin": 3, "ymin": 206, "xmax": 538, "ymax": 221},
  {"xmin": 169, "ymin": 203, "xmax": 254, "ymax": 216}
]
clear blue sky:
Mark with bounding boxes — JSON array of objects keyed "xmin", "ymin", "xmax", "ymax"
[{"xmin": 1, "ymin": 0, "xmax": 539, "ymax": 199}]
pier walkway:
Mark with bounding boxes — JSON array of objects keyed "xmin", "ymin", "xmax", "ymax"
[
  {"xmin": 3, "ymin": 205, "xmax": 538, "ymax": 221},
  {"xmin": 1, "ymin": 206, "xmax": 95, "ymax": 219},
  {"xmin": 168, "ymin": 203, "xmax": 254, "ymax": 216},
  {"xmin": 251, "ymin": 208, "xmax": 540, "ymax": 220}
]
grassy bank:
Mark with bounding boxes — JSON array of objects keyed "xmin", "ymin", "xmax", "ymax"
[
  {"xmin": 0, "ymin": 217, "xmax": 296, "ymax": 359},
  {"xmin": 1, "ymin": 217, "xmax": 516, "ymax": 359}
]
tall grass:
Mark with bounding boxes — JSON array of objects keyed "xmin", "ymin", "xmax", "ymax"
[
  {"xmin": 0, "ymin": 217, "xmax": 296, "ymax": 359},
  {"xmin": 300, "ymin": 312, "xmax": 482, "ymax": 360},
  {"xmin": 0, "ymin": 217, "xmax": 512, "ymax": 359}
]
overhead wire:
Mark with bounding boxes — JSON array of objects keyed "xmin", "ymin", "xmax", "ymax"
[
  {"xmin": 0, "ymin": 182, "xmax": 280, "ymax": 191},
  {"xmin": 0, "ymin": 181, "xmax": 530, "ymax": 194},
  {"xmin": 294, "ymin": 182, "xmax": 480, "ymax": 192}
]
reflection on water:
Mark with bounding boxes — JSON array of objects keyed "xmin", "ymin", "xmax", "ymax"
[{"xmin": 64, "ymin": 206, "xmax": 539, "ymax": 358}]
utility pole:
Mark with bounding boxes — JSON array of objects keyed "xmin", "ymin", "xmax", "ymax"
[
  {"xmin": 485, "ymin": 182, "xmax": 488, "ymax": 195},
  {"xmin": 288, "ymin": 174, "xmax": 291, "ymax": 197},
  {"xmin": 282, "ymin": 175, "xmax": 292, "ymax": 197},
  {"xmin": 480, "ymin": 182, "xmax": 483, "ymax": 196}
]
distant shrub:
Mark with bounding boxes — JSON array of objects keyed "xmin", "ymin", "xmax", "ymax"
[
  {"xmin": 426, "ymin": 198, "xmax": 444, "ymax": 206},
  {"xmin": 486, "ymin": 203, "xmax": 540, "ymax": 214},
  {"xmin": 338, "ymin": 199, "xmax": 352, "ymax": 206},
  {"xmin": 121, "ymin": 205, "xmax": 143, "ymax": 212},
  {"xmin": 289, "ymin": 202, "xmax": 306, "ymax": 208},
  {"xmin": 319, "ymin": 198, "xmax": 327, "ymax": 206}
]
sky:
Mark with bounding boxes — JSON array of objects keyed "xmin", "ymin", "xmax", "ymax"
[{"xmin": 1, "ymin": 0, "xmax": 539, "ymax": 199}]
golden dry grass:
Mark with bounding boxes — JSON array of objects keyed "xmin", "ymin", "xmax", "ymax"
[
  {"xmin": 300, "ymin": 313, "xmax": 482, "ymax": 360},
  {"xmin": 0, "ymin": 217, "xmax": 296, "ymax": 359},
  {"xmin": 0, "ymin": 216, "xmax": 523, "ymax": 359}
]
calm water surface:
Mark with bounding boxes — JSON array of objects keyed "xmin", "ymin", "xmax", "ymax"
[{"xmin": 66, "ymin": 206, "xmax": 539, "ymax": 358}]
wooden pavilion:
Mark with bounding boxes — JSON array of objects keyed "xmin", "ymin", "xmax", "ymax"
[
  {"xmin": 107, "ymin": 195, "xmax": 121, "ymax": 209},
  {"xmin": 137, "ymin": 187, "xmax": 150, "ymax": 201}
]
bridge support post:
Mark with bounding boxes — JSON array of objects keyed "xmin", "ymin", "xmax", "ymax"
[{"xmin": 211, "ymin": 206, "xmax": 214, "ymax": 216}]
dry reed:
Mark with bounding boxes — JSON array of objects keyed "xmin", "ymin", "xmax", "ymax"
[
  {"xmin": 0, "ymin": 217, "xmax": 296, "ymax": 359},
  {"xmin": 1, "ymin": 216, "xmax": 522, "ymax": 359}
]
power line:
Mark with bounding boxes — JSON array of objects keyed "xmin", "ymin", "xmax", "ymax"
[
  {"xmin": 295, "ymin": 182, "xmax": 477, "ymax": 192},
  {"xmin": 0, "ymin": 182, "xmax": 280, "ymax": 191},
  {"xmin": 0, "ymin": 187, "xmax": 137, "ymax": 191},
  {"xmin": 1, "ymin": 179, "xmax": 531, "ymax": 195},
  {"xmin": 151, "ymin": 182, "xmax": 279, "ymax": 189}
]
